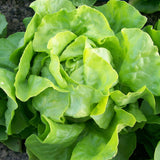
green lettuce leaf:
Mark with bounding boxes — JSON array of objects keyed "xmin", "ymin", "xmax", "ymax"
[
  {"xmin": 4, "ymin": 0, "xmax": 160, "ymax": 159},
  {"xmin": 83, "ymin": 47, "xmax": 118, "ymax": 92},
  {"xmin": 154, "ymin": 141, "xmax": 160, "ymax": 160},
  {"xmin": 71, "ymin": 106, "xmax": 136, "ymax": 160},
  {"xmin": 23, "ymin": 0, "xmax": 75, "ymax": 44},
  {"xmin": 91, "ymin": 97, "xmax": 114, "ymax": 129},
  {"xmin": 111, "ymin": 86, "xmax": 155, "ymax": 111},
  {"xmin": 25, "ymin": 115, "xmax": 85, "ymax": 160},
  {"xmin": 129, "ymin": 0, "xmax": 160, "ymax": 14},
  {"xmin": 96, "ymin": 0, "xmax": 147, "ymax": 33},
  {"xmin": 32, "ymin": 88, "xmax": 69, "ymax": 123},
  {"xmin": 118, "ymin": 28, "xmax": 160, "ymax": 96},
  {"xmin": 0, "ymin": 32, "xmax": 24, "ymax": 71},
  {"xmin": 14, "ymin": 41, "xmax": 67, "ymax": 101},
  {"xmin": 0, "ymin": 13, "xmax": 7, "ymax": 37},
  {"xmin": 2, "ymin": 137, "xmax": 23, "ymax": 152},
  {"xmin": 23, "ymin": 17, "xmax": 32, "ymax": 28},
  {"xmin": 113, "ymin": 132, "xmax": 136, "ymax": 160},
  {"xmin": 33, "ymin": 5, "xmax": 114, "ymax": 52},
  {"xmin": 30, "ymin": 0, "xmax": 75, "ymax": 17},
  {"xmin": 69, "ymin": 0, "xmax": 97, "ymax": 6},
  {"xmin": 143, "ymin": 20, "xmax": 160, "ymax": 52},
  {"xmin": 0, "ymin": 69, "xmax": 18, "ymax": 137},
  {"xmin": 64, "ymin": 85, "xmax": 103, "ymax": 119},
  {"xmin": 126, "ymin": 103, "xmax": 147, "ymax": 123}
]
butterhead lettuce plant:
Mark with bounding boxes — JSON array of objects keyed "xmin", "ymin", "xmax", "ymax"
[{"xmin": 1, "ymin": 0, "xmax": 160, "ymax": 159}]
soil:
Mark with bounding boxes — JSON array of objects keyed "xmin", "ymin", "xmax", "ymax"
[
  {"xmin": 0, "ymin": 143, "xmax": 28, "ymax": 160},
  {"xmin": 0, "ymin": 0, "xmax": 34, "ymax": 35},
  {"xmin": 0, "ymin": 0, "xmax": 160, "ymax": 160}
]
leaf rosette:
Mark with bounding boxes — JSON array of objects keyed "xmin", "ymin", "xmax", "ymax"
[
  {"xmin": 14, "ymin": 3, "xmax": 119, "ymax": 122},
  {"xmin": 7, "ymin": 0, "xmax": 160, "ymax": 159}
]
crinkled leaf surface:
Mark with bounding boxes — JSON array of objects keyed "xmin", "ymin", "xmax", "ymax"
[
  {"xmin": 96, "ymin": 0, "xmax": 147, "ymax": 33},
  {"xmin": 32, "ymin": 88, "xmax": 69, "ymax": 123},
  {"xmin": 3, "ymin": 0, "xmax": 160, "ymax": 159},
  {"xmin": 71, "ymin": 107, "xmax": 136, "ymax": 160},
  {"xmin": 25, "ymin": 115, "xmax": 84, "ymax": 160},
  {"xmin": 33, "ymin": 5, "xmax": 114, "ymax": 52},
  {"xmin": 65, "ymin": 85, "xmax": 103, "ymax": 118},
  {"xmin": 118, "ymin": 28, "xmax": 160, "ymax": 96},
  {"xmin": 69, "ymin": 0, "xmax": 97, "ymax": 6},
  {"xmin": 24, "ymin": 0, "xmax": 75, "ymax": 46}
]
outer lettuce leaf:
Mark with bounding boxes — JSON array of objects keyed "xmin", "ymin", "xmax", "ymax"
[
  {"xmin": 157, "ymin": 19, "xmax": 160, "ymax": 30},
  {"xmin": 0, "ymin": 13, "xmax": 7, "ymax": 37},
  {"xmin": 27, "ymin": 0, "xmax": 76, "ymax": 41},
  {"xmin": 25, "ymin": 115, "xmax": 84, "ymax": 160},
  {"xmin": 0, "ymin": 69, "xmax": 17, "ymax": 136},
  {"xmin": 10, "ymin": 101, "xmax": 32, "ymax": 135},
  {"xmin": 2, "ymin": 137, "xmax": 23, "ymax": 152},
  {"xmin": 96, "ymin": 0, "xmax": 147, "ymax": 33},
  {"xmin": 71, "ymin": 125, "xmax": 119, "ymax": 160},
  {"xmin": 136, "ymin": 123, "xmax": 160, "ymax": 158},
  {"xmin": 0, "ymin": 32, "xmax": 24, "ymax": 71},
  {"xmin": 118, "ymin": 28, "xmax": 160, "ymax": 96},
  {"xmin": 155, "ymin": 96, "xmax": 160, "ymax": 114},
  {"xmin": 23, "ymin": 17, "xmax": 32, "ymax": 28},
  {"xmin": 143, "ymin": 22, "xmax": 160, "ymax": 52},
  {"xmin": 113, "ymin": 132, "xmax": 136, "ymax": 160},
  {"xmin": 32, "ymin": 88, "xmax": 69, "ymax": 123},
  {"xmin": 129, "ymin": 0, "xmax": 160, "ymax": 14},
  {"xmin": 154, "ymin": 141, "xmax": 160, "ymax": 160},
  {"xmin": 111, "ymin": 86, "xmax": 155, "ymax": 112},
  {"xmin": 71, "ymin": 107, "xmax": 136, "ymax": 160}
]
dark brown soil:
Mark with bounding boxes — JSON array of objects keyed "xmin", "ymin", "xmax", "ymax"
[
  {"xmin": 0, "ymin": 143, "xmax": 28, "ymax": 160},
  {"xmin": 0, "ymin": 0, "xmax": 34, "ymax": 35},
  {"xmin": 145, "ymin": 11, "xmax": 160, "ymax": 26}
]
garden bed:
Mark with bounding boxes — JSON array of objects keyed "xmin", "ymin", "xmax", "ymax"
[{"xmin": 0, "ymin": 0, "xmax": 160, "ymax": 160}]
